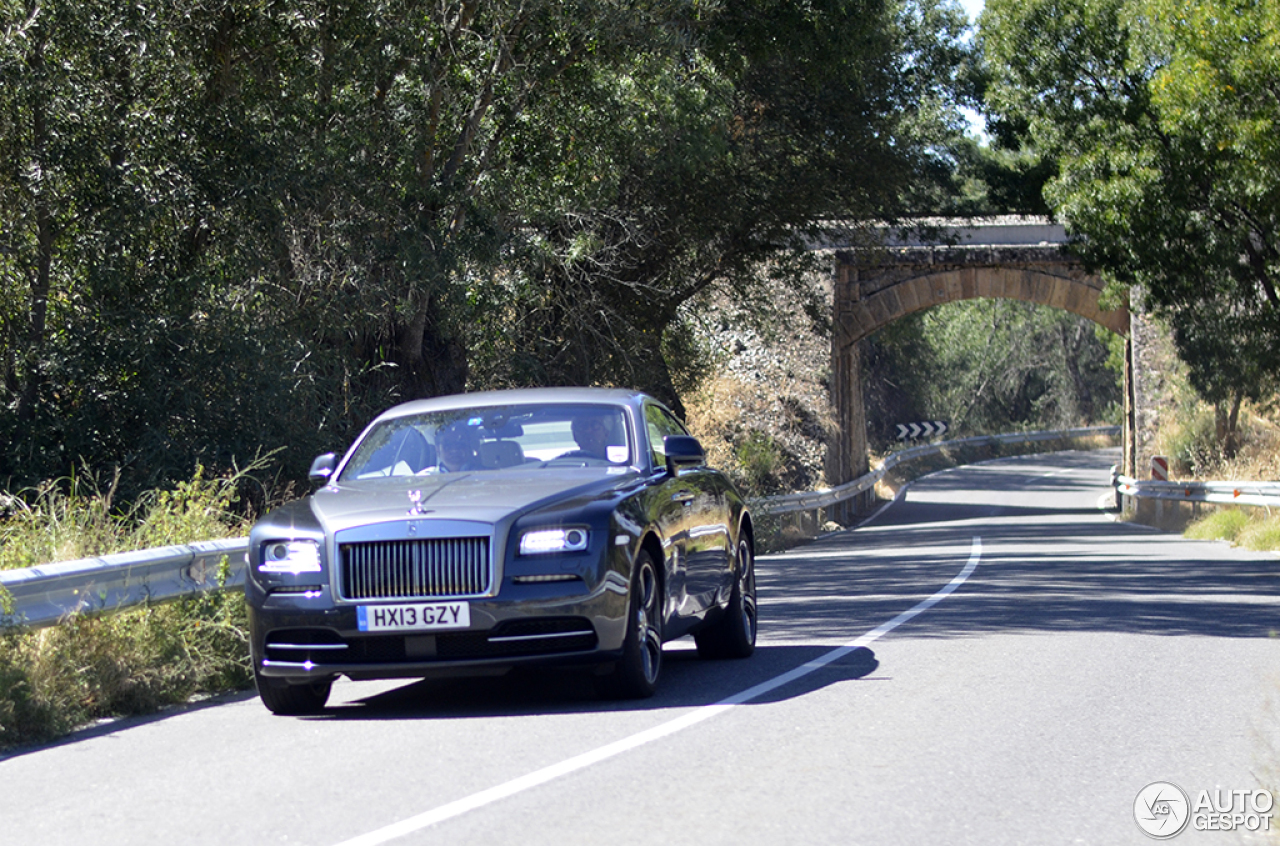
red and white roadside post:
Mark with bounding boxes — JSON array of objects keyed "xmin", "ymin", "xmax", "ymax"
[{"xmin": 1150, "ymin": 455, "xmax": 1169, "ymax": 481}]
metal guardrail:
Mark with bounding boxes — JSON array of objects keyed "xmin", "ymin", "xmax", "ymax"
[
  {"xmin": 0, "ymin": 538, "xmax": 248, "ymax": 630},
  {"xmin": 0, "ymin": 424, "xmax": 1121, "ymax": 630},
  {"xmin": 1115, "ymin": 475, "xmax": 1280, "ymax": 509},
  {"xmin": 756, "ymin": 425, "xmax": 1122, "ymax": 515}
]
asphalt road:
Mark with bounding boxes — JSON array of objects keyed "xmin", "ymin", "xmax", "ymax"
[{"xmin": 4, "ymin": 447, "xmax": 1279, "ymax": 845}]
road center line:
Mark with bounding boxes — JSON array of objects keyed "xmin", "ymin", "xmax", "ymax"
[{"xmin": 332, "ymin": 536, "xmax": 984, "ymax": 846}]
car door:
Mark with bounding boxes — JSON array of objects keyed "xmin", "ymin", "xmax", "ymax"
[{"xmin": 643, "ymin": 402, "xmax": 729, "ymax": 617}]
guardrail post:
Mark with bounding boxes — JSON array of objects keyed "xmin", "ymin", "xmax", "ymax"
[{"xmin": 830, "ymin": 498, "xmax": 845, "ymax": 527}]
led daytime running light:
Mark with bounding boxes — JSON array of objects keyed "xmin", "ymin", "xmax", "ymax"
[{"xmin": 519, "ymin": 528, "xmax": 589, "ymax": 555}]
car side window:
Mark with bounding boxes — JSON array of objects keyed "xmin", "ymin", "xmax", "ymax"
[{"xmin": 644, "ymin": 403, "xmax": 688, "ymax": 471}]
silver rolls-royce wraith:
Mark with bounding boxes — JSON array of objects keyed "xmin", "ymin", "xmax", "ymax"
[{"xmin": 246, "ymin": 387, "xmax": 757, "ymax": 714}]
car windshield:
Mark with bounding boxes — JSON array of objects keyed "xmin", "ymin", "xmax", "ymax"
[{"xmin": 340, "ymin": 403, "xmax": 632, "ymax": 480}]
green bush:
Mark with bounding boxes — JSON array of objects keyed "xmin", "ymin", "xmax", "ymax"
[
  {"xmin": 1237, "ymin": 518, "xmax": 1280, "ymax": 553},
  {"xmin": 736, "ymin": 432, "xmax": 785, "ymax": 495},
  {"xmin": 1184, "ymin": 509, "xmax": 1252, "ymax": 543},
  {"xmin": 1162, "ymin": 410, "xmax": 1227, "ymax": 477},
  {"xmin": 0, "ymin": 465, "xmax": 265, "ymax": 751}
]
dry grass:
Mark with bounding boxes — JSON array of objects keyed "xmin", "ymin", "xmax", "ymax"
[
  {"xmin": 1150, "ymin": 391, "xmax": 1280, "ymax": 481},
  {"xmin": 683, "ymin": 374, "xmax": 755, "ymax": 483},
  {"xmin": 0, "ymin": 462, "xmax": 271, "ymax": 751},
  {"xmin": 684, "ymin": 364, "xmax": 834, "ymax": 499},
  {"xmin": 0, "ymin": 585, "xmax": 250, "ymax": 750},
  {"xmin": 1147, "ymin": 398, "xmax": 1280, "ymax": 552}
]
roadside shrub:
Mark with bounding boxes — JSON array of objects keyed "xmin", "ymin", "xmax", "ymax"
[
  {"xmin": 1184, "ymin": 509, "xmax": 1251, "ymax": 543},
  {"xmin": 0, "ymin": 565, "xmax": 251, "ymax": 751},
  {"xmin": 1160, "ymin": 409, "xmax": 1224, "ymax": 477},
  {"xmin": 1236, "ymin": 517, "xmax": 1280, "ymax": 553},
  {"xmin": 0, "ymin": 472, "xmax": 129, "ymax": 571},
  {"xmin": 1183, "ymin": 509, "xmax": 1280, "ymax": 553},
  {"xmin": 736, "ymin": 432, "xmax": 786, "ymax": 495},
  {"xmin": 0, "ymin": 464, "xmax": 267, "ymax": 751},
  {"xmin": 1, "ymin": 458, "xmax": 270, "ymax": 572}
]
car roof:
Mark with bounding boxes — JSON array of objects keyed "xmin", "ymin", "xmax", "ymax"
[{"xmin": 374, "ymin": 387, "xmax": 654, "ymax": 420}]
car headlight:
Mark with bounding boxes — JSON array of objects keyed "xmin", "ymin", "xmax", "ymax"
[
  {"xmin": 259, "ymin": 540, "xmax": 323, "ymax": 574},
  {"xmin": 519, "ymin": 527, "xmax": 589, "ymax": 555}
]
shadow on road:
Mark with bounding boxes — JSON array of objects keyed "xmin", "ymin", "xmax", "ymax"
[
  {"xmin": 307, "ymin": 643, "xmax": 883, "ymax": 721},
  {"xmin": 767, "ymin": 448, "xmax": 1280, "ymax": 642}
]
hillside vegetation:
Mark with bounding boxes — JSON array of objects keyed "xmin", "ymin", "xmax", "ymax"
[{"xmin": 0, "ymin": 0, "xmax": 973, "ymax": 503}]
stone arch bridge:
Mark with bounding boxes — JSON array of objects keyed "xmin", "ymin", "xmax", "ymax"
[{"xmin": 826, "ymin": 218, "xmax": 1135, "ymax": 501}]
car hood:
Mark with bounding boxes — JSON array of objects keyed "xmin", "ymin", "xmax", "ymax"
[{"xmin": 309, "ymin": 467, "xmax": 638, "ymax": 533}]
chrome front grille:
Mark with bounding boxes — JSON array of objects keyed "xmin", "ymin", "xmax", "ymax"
[{"xmin": 339, "ymin": 537, "xmax": 491, "ymax": 600}]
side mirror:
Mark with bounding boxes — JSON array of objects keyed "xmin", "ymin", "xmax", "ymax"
[
  {"xmin": 663, "ymin": 435, "xmax": 705, "ymax": 475},
  {"xmin": 308, "ymin": 453, "xmax": 338, "ymax": 485}
]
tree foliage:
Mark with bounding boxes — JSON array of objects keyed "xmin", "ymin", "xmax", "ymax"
[
  {"xmin": 862, "ymin": 299, "xmax": 1123, "ymax": 448},
  {"xmin": 475, "ymin": 0, "xmax": 975, "ymax": 412},
  {"xmin": 0, "ymin": 0, "xmax": 973, "ymax": 494},
  {"xmin": 978, "ymin": 0, "xmax": 1280, "ymax": 444}
]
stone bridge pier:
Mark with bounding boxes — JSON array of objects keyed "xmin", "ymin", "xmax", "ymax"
[{"xmin": 827, "ymin": 221, "xmax": 1134, "ymax": 514}]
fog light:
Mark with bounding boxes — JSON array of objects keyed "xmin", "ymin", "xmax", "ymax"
[{"xmin": 268, "ymin": 586, "xmax": 324, "ymax": 598}]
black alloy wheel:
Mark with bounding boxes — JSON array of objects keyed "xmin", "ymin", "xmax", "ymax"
[
  {"xmin": 694, "ymin": 536, "xmax": 757, "ymax": 659},
  {"xmin": 596, "ymin": 549, "xmax": 663, "ymax": 699}
]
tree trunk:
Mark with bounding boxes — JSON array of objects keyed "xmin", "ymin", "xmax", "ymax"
[
  {"xmin": 395, "ymin": 294, "xmax": 468, "ymax": 400},
  {"xmin": 1061, "ymin": 322, "xmax": 1095, "ymax": 421},
  {"xmin": 1214, "ymin": 390, "xmax": 1244, "ymax": 459},
  {"xmin": 17, "ymin": 175, "xmax": 55, "ymax": 427},
  {"xmin": 15, "ymin": 31, "xmax": 53, "ymax": 426},
  {"xmin": 634, "ymin": 322, "xmax": 686, "ymax": 418}
]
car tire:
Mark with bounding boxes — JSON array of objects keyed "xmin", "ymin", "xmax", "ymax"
[
  {"xmin": 694, "ymin": 536, "xmax": 757, "ymax": 660},
  {"xmin": 253, "ymin": 657, "xmax": 332, "ymax": 715},
  {"xmin": 596, "ymin": 550, "xmax": 663, "ymax": 699}
]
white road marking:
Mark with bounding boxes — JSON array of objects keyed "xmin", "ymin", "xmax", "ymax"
[{"xmin": 332, "ymin": 537, "xmax": 984, "ymax": 846}]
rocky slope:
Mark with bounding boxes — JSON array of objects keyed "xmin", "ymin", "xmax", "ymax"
[{"xmin": 683, "ymin": 276, "xmax": 834, "ymax": 498}]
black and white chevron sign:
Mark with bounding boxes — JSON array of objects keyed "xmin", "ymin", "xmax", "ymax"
[{"xmin": 895, "ymin": 420, "xmax": 949, "ymax": 441}]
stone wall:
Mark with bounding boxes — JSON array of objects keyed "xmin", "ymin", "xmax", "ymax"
[
  {"xmin": 1129, "ymin": 303, "xmax": 1183, "ymax": 479},
  {"xmin": 833, "ymin": 245, "xmax": 1129, "ymax": 349}
]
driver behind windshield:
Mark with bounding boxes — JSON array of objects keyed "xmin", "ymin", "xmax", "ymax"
[
  {"xmin": 434, "ymin": 422, "xmax": 483, "ymax": 472},
  {"xmin": 568, "ymin": 412, "xmax": 613, "ymax": 459}
]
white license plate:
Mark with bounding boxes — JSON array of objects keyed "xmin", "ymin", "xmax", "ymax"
[{"xmin": 356, "ymin": 602, "xmax": 470, "ymax": 632}]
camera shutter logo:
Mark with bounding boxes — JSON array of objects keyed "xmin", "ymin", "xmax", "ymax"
[{"xmin": 1135, "ymin": 782, "xmax": 1191, "ymax": 839}]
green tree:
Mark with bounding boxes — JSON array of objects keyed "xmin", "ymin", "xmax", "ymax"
[
  {"xmin": 480, "ymin": 0, "xmax": 975, "ymax": 412},
  {"xmin": 979, "ymin": 0, "xmax": 1280, "ymax": 450},
  {"xmin": 863, "ymin": 299, "xmax": 1122, "ymax": 447},
  {"xmin": 1, "ymin": 0, "xmax": 711, "ymax": 487},
  {"xmin": 0, "ymin": 0, "xmax": 238, "ymax": 483},
  {"xmin": 1, "ymin": 0, "xmax": 976, "ymax": 495}
]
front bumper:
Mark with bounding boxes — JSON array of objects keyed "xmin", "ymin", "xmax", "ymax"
[{"xmin": 249, "ymin": 586, "xmax": 629, "ymax": 683}]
